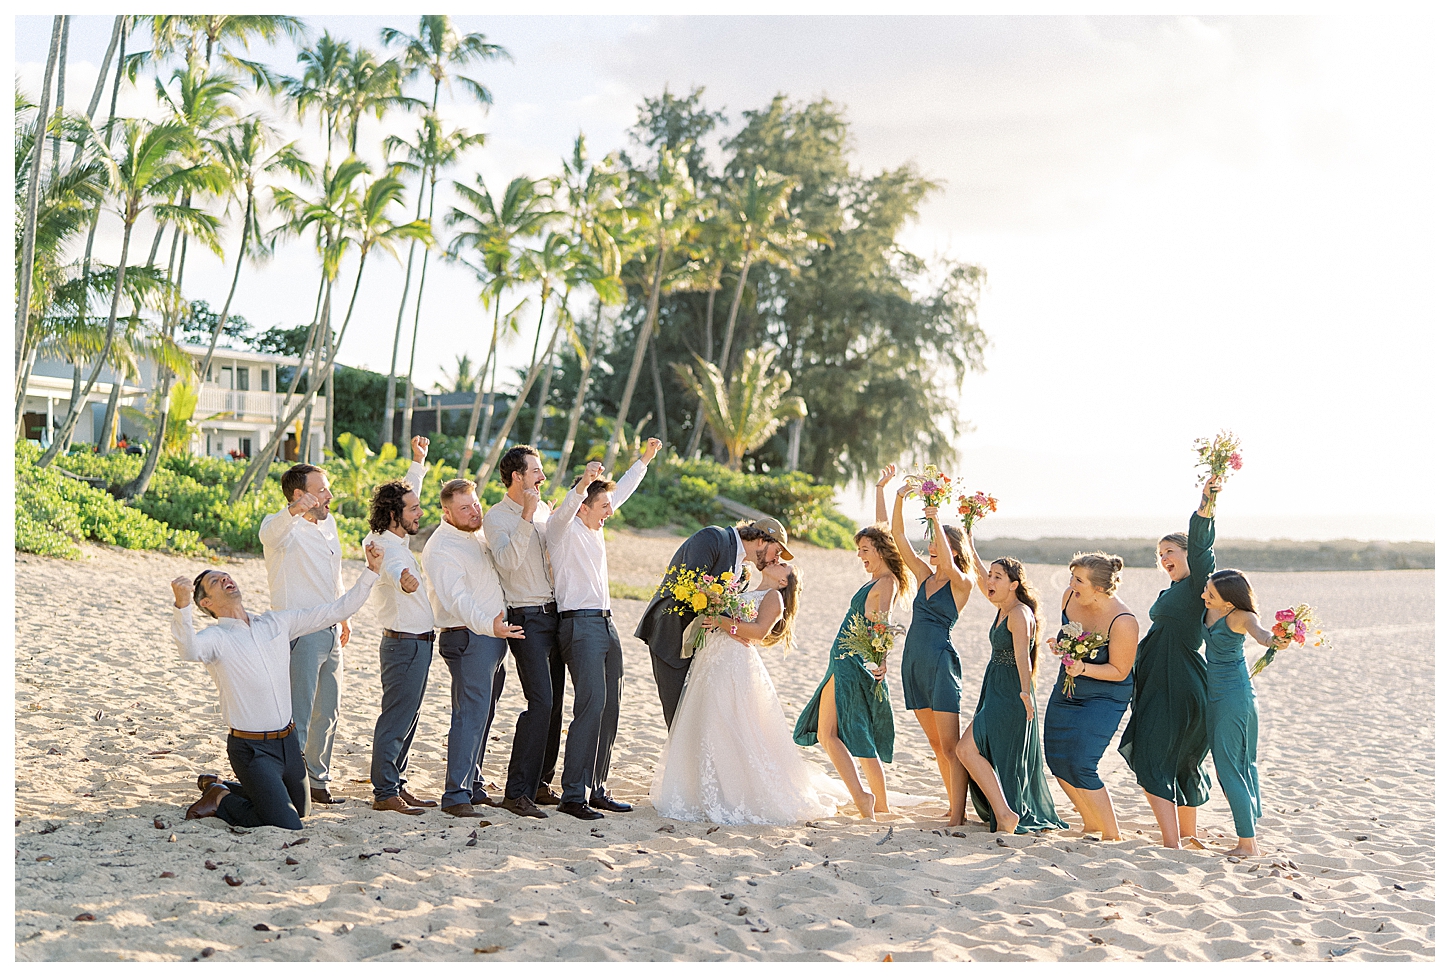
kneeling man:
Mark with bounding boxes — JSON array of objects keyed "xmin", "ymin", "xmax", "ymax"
[{"xmin": 170, "ymin": 540, "xmax": 383, "ymax": 829}]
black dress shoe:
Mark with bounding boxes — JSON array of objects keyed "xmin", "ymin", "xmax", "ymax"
[
  {"xmin": 310, "ymin": 787, "xmax": 346, "ymax": 805},
  {"xmin": 590, "ymin": 792, "xmax": 633, "ymax": 813},
  {"xmin": 534, "ymin": 785, "xmax": 562, "ymax": 806},
  {"xmin": 558, "ymin": 801, "xmax": 603, "ymax": 821}
]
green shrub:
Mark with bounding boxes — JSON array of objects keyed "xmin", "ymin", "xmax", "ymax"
[
  {"xmin": 618, "ymin": 492, "xmax": 671, "ymax": 529},
  {"xmin": 804, "ymin": 509, "xmax": 859, "ymax": 550},
  {"xmin": 15, "ymin": 465, "xmax": 84, "ymax": 558},
  {"xmin": 663, "ymin": 474, "xmax": 721, "ymax": 525}
]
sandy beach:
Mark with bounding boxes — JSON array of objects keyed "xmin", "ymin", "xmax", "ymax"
[{"xmin": 13, "ymin": 529, "xmax": 1435, "ymax": 961}]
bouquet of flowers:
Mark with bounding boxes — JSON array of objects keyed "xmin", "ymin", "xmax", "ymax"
[
  {"xmin": 660, "ymin": 566, "xmax": 759, "ymax": 658},
  {"xmin": 905, "ymin": 465, "xmax": 954, "ymax": 540},
  {"xmin": 1193, "ymin": 430, "xmax": 1243, "ymax": 516},
  {"xmin": 956, "ymin": 490, "xmax": 999, "ymax": 533},
  {"xmin": 1051, "ymin": 622, "xmax": 1109, "ymax": 697},
  {"xmin": 1251, "ymin": 603, "xmax": 1330, "ymax": 677},
  {"xmin": 836, "ymin": 611, "xmax": 906, "ymax": 701}
]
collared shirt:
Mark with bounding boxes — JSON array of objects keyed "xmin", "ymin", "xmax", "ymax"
[
  {"xmin": 545, "ymin": 459, "xmax": 649, "ymax": 612},
  {"xmin": 420, "ymin": 519, "xmax": 507, "ymax": 635},
  {"xmin": 258, "ymin": 506, "xmax": 343, "ymax": 610},
  {"xmin": 483, "ymin": 491, "xmax": 554, "ymax": 606},
  {"xmin": 172, "ymin": 569, "xmax": 378, "ymax": 732},
  {"xmin": 730, "ymin": 527, "xmax": 746, "ymax": 579},
  {"xmin": 363, "ymin": 461, "xmax": 434, "ymax": 633}
]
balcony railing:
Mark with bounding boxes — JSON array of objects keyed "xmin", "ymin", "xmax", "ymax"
[{"xmin": 196, "ymin": 384, "xmax": 325, "ymax": 423}]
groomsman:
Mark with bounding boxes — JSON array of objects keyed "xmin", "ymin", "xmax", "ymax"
[
  {"xmin": 484, "ymin": 445, "xmax": 565, "ymax": 819},
  {"xmin": 365, "ymin": 435, "xmax": 437, "ymax": 815},
  {"xmin": 421, "ymin": 478, "xmax": 525, "ymax": 817},
  {"xmin": 259, "ymin": 463, "xmax": 350, "ymax": 806},
  {"xmin": 545, "ymin": 439, "xmax": 662, "ymax": 820},
  {"xmin": 170, "ymin": 540, "xmax": 383, "ymax": 829}
]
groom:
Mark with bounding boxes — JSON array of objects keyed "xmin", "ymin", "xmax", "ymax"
[{"xmin": 635, "ymin": 515, "xmax": 793, "ymax": 728}]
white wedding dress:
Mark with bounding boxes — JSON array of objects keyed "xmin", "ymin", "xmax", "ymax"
[{"xmin": 650, "ymin": 589, "xmax": 851, "ymax": 824}]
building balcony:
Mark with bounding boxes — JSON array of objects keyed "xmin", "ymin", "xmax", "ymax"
[{"xmin": 195, "ymin": 384, "xmax": 326, "ymax": 424}]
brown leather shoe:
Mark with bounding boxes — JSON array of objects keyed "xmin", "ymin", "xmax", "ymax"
[
  {"xmin": 310, "ymin": 787, "xmax": 346, "ymax": 805},
  {"xmin": 500, "ymin": 794, "xmax": 548, "ymax": 819},
  {"xmin": 398, "ymin": 787, "xmax": 438, "ymax": 808},
  {"xmin": 372, "ymin": 795, "xmax": 425, "ymax": 816},
  {"xmin": 534, "ymin": 785, "xmax": 562, "ymax": 806},
  {"xmin": 442, "ymin": 803, "xmax": 478, "ymax": 817},
  {"xmin": 185, "ymin": 783, "xmax": 229, "ymax": 820},
  {"xmin": 196, "ymin": 773, "xmax": 220, "ymax": 793}
]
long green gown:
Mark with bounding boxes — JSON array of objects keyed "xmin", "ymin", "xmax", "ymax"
[
  {"xmin": 794, "ymin": 581, "xmax": 895, "ymax": 762},
  {"xmin": 1204, "ymin": 615, "xmax": 1261, "ymax": 838},
  {"xmin": 969, "ymin": 612, "xmax": 1068, "ymax": 832},
  {"xmin": 1117, "ymin": 510, "xmax": 1215, "ymax": 806}
]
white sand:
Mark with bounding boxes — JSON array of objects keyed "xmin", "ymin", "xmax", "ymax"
[{"xmin": 13, "ymin": 530, "xmax": 1434, "ymax": 961}]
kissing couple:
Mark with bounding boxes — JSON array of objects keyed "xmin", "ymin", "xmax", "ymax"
[{"xmin": 636, "ymin": 517, "xmax": 849, "ymax": 824}]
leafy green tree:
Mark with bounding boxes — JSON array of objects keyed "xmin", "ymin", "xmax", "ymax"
[
  {"xmin": 672, "ymin": 346, "xmax": 806, "ymax": 471},
  {"xmin": 330, "ymin": 430, "xmax": 398, "ymax": 518}
]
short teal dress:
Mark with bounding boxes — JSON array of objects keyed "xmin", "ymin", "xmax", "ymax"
[
  {"xmin": 1204, "ymin": 615, "xmax": 1261, "ymax": 838},
  {"xmin": 1042, "ymin": 602, "xmax": 1134, "ymax": 790},
  {"xmin": 900, "ymin": 577, "xmax": 962, "ymax": 713},
  {"xmin": 794, "ymin": 581, "xmax": 895, "ymax": 762},
  {"xmin": 969, "ymin": 612, "xmax": 1068, "ymax": 832}
]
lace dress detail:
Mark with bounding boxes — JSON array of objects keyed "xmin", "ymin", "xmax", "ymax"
[{"xmin": 650, "ymin": 590, "xmax": 850, "ymax": 824}]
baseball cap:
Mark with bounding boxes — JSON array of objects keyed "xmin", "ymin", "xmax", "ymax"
[{"xmin": 748, "ymin": 516, "xmax": 794, "ymax": 560}]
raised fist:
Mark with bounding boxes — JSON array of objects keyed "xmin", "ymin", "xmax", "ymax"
[
  {"xmin": 289, "ymin": 491, "xmax": 319, "ymax": 515},
  {"xmin": 521, "ymin": 485, "xmax": 541, "ymax": 519},
  {"xmin": 171, "ymin": 576, "xmax": 193, "ymax": 608},
  {"xmin": 364, "ymin": 540, "xmax": 383, "ymax": 574},
  {"xmin": 399, "ymin": 567, "xmax": 420, "ymax": 594},
  {"xmin": 411, "ymin": 435, "xmax": 430, "ymax": 463},
  {"xmin": 584, "ymin": 461, "xmax": 604, "ymax": 484},
  {"xmin": 642, "ymin": 437, "xmax": 663, "ymax": 462}
]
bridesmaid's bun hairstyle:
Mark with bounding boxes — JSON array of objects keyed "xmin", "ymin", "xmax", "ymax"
[
  {"xmin": 1069, "ymin": 551, "xmax": 1125, "ymax": 596},
  {"xmin": 1209, "ymin": 569, "xmax": 1258, "ymax": 613},
  {"xmin": 760, "ymin": 566, "xmax": 801, "ymax": 649}
]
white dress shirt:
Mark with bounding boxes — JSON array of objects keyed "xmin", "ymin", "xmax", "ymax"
[
  {"xmin": 483, "ymin": 493, "xmax": 555, "ymax": 607},
  {"xmin": 173, "ymin": 570, "xmax": 378, "ymax": 732},
  {"xmin": 258, "ymin": 506, "xmax": 343, "ymax": 610},
  {"xmin": 545, "ymin": 459, "xmax": 649, "ymax": 612},
  {"xmin": 420, "ymin": 520, "xmax": 507, "ymax": 635},
  {"xmin": 363, "ymin": 461, "xmax": 434, "ymax": 633},
  {"xmin": 730, "ymin": 527, "xmax": 746, "ymax": 579}
]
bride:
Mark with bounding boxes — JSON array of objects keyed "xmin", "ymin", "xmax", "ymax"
[{"xmin": 650, "ymin": 563, "xmax": 850, "ymax": 824}]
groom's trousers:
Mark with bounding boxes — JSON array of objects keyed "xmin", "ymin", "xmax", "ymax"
[
  {"xmin": 651, "ymin": 655, "xmax": 690, "ymax": 729},
  {"xmin": 558, "ymin": 611, "xmax": 623, "ymax": 805}
]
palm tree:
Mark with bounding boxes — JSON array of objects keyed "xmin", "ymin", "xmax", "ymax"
[
  {"xmin": 680, "ymin": 214, "xmax": 734, "ymax": 457},
  {"xmin": 16, "ymin": 18, "xmax": 64, "ymax": 391},
  {"xmin": 130, "ymin": 14, "xmax": 306, "ymax": 80},
  {"xmin": 436, "ymin": 353, "xmax": 477, "ymax": 394},
  {"xmin": 284, "ymin": 32, "xmax": 351, "ymax": 169},
  {"xmin": 336, "ymin": 47, "xmax": 417, "ymax": 155},
  {"xmin": 713, "ymin": 165, "xmax": 803, "ymax": 378},
  {"xmin": 379, "ymin": 16, "xmax": 509, "ymax": 452},
  {"xmin": 671, "ymin": 346, "xmax": 807, "ymax": 471},
  {"xmin": 38, "ymin": 119, "xmax": 224, "ymax": 468},
  {"xmin": 445, "ymin": 174, "xmax": 556, "ymax": 473}
]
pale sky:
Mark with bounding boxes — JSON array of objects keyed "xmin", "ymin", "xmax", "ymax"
[{"xmin": 14, "ymin": 12, "xmax": 1443, "ymax": 537}]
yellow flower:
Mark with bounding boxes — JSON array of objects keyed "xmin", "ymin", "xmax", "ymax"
[
  {"xmin": 720, "ymin": 571, "xmax": 734, "ymax": 582},
  {"xmin": 709, "ymin": 583, "xmax": 724, "ymax": 595},
  {"xmin": 690, "ymin": 592, "xmax": 709, "ymax": 612}
]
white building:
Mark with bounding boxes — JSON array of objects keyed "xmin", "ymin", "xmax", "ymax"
[{"xmin": 21, "ymin": 343, "xmax": 327, "ymax": 462}]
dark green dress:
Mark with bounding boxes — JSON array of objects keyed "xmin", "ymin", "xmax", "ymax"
[
  {"xmin": 1117, "ymin": 511, "xmax": 1215, "ymax": 806},
  {"xmin": 794, "ymin": 581, "xmax": 895, "ymax": 762},
  {"xmin": 969, "ymin": 612, "xmax": 1068, "ymax": 832},
  {"xmin": 1204, "ymin": 615, "xmax": 1261, "ymax": 837}
]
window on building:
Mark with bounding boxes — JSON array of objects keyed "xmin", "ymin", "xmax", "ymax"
[
  {"xmin": 221, "ymin": 366, "xmax": 234, "ymax": 389},
  {"xmin": 259, "ymin": 369, "xmax": 269, "ymax": 391},
  {"xmin": 240, "ymin": 437, "xmax": 252, "ymax": 458},
  {"xmin": 236, "ymin": 367, "xmax": 250, "ymax": 391}
]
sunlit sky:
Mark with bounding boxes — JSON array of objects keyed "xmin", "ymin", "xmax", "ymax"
[{"xmin": 15, "ymin": 10, "xmax": 1442, "ymax": 539}]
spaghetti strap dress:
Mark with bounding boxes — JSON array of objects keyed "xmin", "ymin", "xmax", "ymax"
[
  {"xmin": 1042, "ymin": 603, "xmax": 1134, "ymax": 790},
  {"xmin": 969, "ymin": 611, "xmax": 1068, "ymax": 832},
  {"xmin": 793, "ymin": 581, "xmax": 895, "ymax": 762},
  {"xmin": 899, "ymin": 576, "xmax": 962, "ymax": 713},
  {"xmin": 1117, "ymin": 511, "xmax": 1214, "ymax": 806},
  {"xmin": 1204, "ymin": 615, "xmax": 1262, "ymax": 838}
]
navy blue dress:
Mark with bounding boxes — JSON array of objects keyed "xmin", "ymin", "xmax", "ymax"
[
  {"xmin": 899, "ymin": 577, "xmax": 962, "ymax": 712},
  {"xmin": 1042, "ymin": 602, "xmax": 1134, "ymax": 791}
]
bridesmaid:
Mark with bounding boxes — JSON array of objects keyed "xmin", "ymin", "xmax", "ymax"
[
  {"xmin": 956, "ymin": 534, "xmax": 1068, "ymax": 834},
  {"xmin": 793, "ymin": 520, "xmax": 911, "ymax": 820},
  {"xmin": 1202, "ymin": 568, "xmax": 1286, "ymax": 856},
  {"xmin": 1042, "ymin": 552, "xmax": 1138, "ymax": 840},
  {"xmin": 1117, "ymin": 476, "xmax": 1223, "ymax": 848},
  {"xmin": 884, "ymin": 466, "xmax": 973, "ymax": 826}
]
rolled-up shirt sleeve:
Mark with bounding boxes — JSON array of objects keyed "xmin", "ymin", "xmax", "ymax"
[
  {"xmin": 172, "ymin": 604, "xmax": 216, "ymax": 663},
  {"xmin": 404, "ymin": 461, "xmax": 425, "ymax": 497},
  {"xmin": 279, "ymin": 568, "xmax": 379, "ymax": 640}
]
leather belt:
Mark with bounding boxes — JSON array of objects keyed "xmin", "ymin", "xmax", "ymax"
[
  {"xmin": 230, "ymin": 721, "xmax": 295, "ymax": 741},
  {"xmin": 439, "ymin": 626, "xmax": 470, "ymax": 634},
  {"xmin": 383, "ymin": 628, "xmax": 436, "ymax": 641},
  {"xmin": 508, "ymin": 602, "xmax": 558, "ymax": 615},
  {"xmin": 560, "ymin": 608, "xmax": 610, "ymax": 619}
]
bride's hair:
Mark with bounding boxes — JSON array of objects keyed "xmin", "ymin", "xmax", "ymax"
[{"xmin": 759, "ymin": 566, "xmax": 802, "ymax": 650}]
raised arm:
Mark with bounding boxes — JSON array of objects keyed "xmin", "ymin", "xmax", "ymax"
[
  {"xmin": 280, "ymin": 544, "xmax": 383, "ymax": 639},
  {"xmin": 925, "ymin": 506, "xmax": 969, "ymax": 590},
  {"xmin": 964, "ymin": 530, "xmax": 992, "ymax": 600},
  {"xmin": 485, "ymin": 504, "xmax": 535, "ymax": 574},
  {"xmin": 1188, "ymin": 476, "xmax": 1220, "ymax": 595},
  {"xmin": 257, "ymin": 491, "xmax": 316, "ymax": 550},
  {"xmin": 875, "ymin": 464, "xmax": 895, "ymax": 524},
  {"xmin": 1229, "ymin": 608, "xmax": 1284, "ymax": 650},
  {"xmin": 546, "ymin": 462, "xmax": 598, "ymax": 548},
  {"xmin": 611, "ymin": 437, "xmax": 660, "ymax": 511},
  {"xmin": 169, "ymin": 577, "xmax": 217, "ymax": 663},
  {"xmin": 891, "ymin": 484, "xmax": 933, "ymax": 583}
]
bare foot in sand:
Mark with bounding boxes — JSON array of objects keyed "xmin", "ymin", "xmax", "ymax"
[
  {"xmin": 996, "ymin": 812, "xmax": 1020, "ymax": 834},
  {"xmin": 1223, "ymin": 840, "xmax": 1260, "ymax": 857},
  {"xmin": 855, "ymin": 791, "xmax": 877, "ymax": 820}
]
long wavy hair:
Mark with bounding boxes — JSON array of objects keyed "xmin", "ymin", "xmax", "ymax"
[
  {"xmin": 1209, "ymin": 568, "xmax": 1258, "ymax": 613},
  {"xmin": 855, "ymin": 523, "xmax": 913, "ymax": 605},
  {"xmin": 992, "ymin": 556, "xmax": 1043, "ymax": 675},
  {"xmin": 759, "ymin": 566, "xmax": 802, "ymax": 649}
]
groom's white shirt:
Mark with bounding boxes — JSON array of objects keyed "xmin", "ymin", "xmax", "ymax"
[{"xmin": 731, "ymin": 528, "xmax": 745, "ymax": 579}]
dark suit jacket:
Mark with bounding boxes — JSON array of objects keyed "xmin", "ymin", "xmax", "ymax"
[{"xmin": 634, "ymin": 525, "xmax": 738, "ymax": 669}]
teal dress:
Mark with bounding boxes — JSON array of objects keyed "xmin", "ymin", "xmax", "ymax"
[
  {"xmin": 969, "ymin": 612, "xmax": 1068, "ymax": 832},
  {"xmin": 1204, "ymin": 615, "xmax": 1261, "ymax": 838},
  {"xmin": 1118, "ymin": 511, "xmax": 1214, "ymax": 806},
  {"xmin": 899, "ymin": 577, "xmax": 962, "ymax": 713},
  {"xmin": 794, "ymin": 581, "xmax": 895, "ymax": 762},
  {"xmin": 1042, "ymin": 602, "xmax": 1135, "ymax": 790}
]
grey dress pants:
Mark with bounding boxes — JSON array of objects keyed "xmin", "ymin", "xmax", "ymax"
[{"xmin": 558, "ymin": 615, "xmax": 623, "ymax": 805}]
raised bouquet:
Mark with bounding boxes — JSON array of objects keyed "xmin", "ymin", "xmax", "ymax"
[
  {"xmin": 660, "ymin": 566, "xmax": 759, "ymax": 658},
  {"xmin": 956, "ymin": 489, "xmax": 999, "ymax": 533},
  {"xmin": 1052, "ymin": 622, "xmax": 1109, "ymax": 697},
  {"xmin": 1251, "ymin": 603, "xmax": 1330, "ymax": 677},
  {"xmin": 1193, "ymin": 430, "xmax": 1243, "ymax": 515},
  {"xmin": 836, "ymin": 611, "xmax": 906, "ymax": 701},
  {"xmin": 905, "ymin": 465, "xmax": 954, "ymax": 540}
]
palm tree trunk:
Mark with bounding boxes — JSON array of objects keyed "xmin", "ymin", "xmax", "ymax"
[
  {"xmin": 68, "ymin": 15, "xmax": 121, "ymax": 169},
  {"xmin": 15, "ymin": 17, "xmax": 63, "ymax": 389},
  {"xmin": 457, "ymin": 302, "xmax": 499, "ymax": 475},
  {"xmin": 381, "ymin": 169, "xmax": 428, "ymax": 450},
  {"xmin": 717, "ymin": 253, "xmax": 754, "ymax": 378},
  {"xmin": 51, "ymin": 16, "xmax": 69, "ymax": 175},
  {"xmin": 197, "ymin": 191, "xmax": 252, "ymax": 381},
  {"xmin": 683, "ymin": 282, "xmax": 718, "ymax": 458},
  {"xmin": 649, "ymin": 327, "xmax": 667, "ymax": 447},
  {"xmin": 478, "ymin": 316, "xmax": 566, "ymax": 483},
  {"xmin": 98, "ymin": 370, "xmax": 124, "ymax": 454},
  {"xmin": 399, "ymin": 249, "xmax": 433, "ymax": 448},
  {"xmin": 324, "ymin": 329, "xmax": 335, "ymax": 457},
  {"xmin": 121, "ymin": 229, "xmax": 191, "ymax": 498},
  {"xmin": 527, "ymin": 318, "xmax": 560, "ymax": 446},
  {"xmin": 549, "ymin": 299, "xmax": 604, "ymax": 492},
  {"xmin": 300, "ymin": 304, "xmax": 327, "ymax": 463},
  {"xmin": 603, "ymin": 239, "xmax": 665, "ymax": 470}
]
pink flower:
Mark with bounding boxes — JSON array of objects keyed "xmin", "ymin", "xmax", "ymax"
[
  {"xmin": 1229, "ymin": 452, "xmax": 1243, "ymax": 470},
  {"xmin": 921, "ymin": 480, "xmax": 938, "ymax": 496},
  {"xmin": 1275, "ymin": 609, "xmax": 1295, "ymax": 623},
  {"xmin": 1294, "ymin": 623, "xmax": 1306, "ymax": 642}
]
